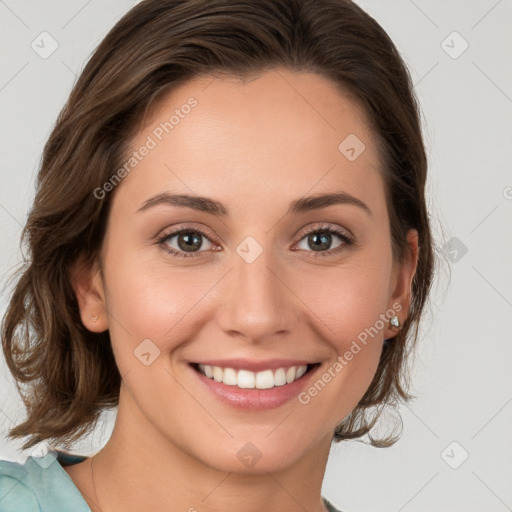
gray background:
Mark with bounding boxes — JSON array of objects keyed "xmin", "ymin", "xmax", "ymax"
[{"xmin": 1, "ymin": 1, "xmax": 511, "ymax": 511}]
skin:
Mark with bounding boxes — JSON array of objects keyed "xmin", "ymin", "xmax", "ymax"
[{"xmin": 66, "ymin": 67, "xmax": 419, "ymax": 512}]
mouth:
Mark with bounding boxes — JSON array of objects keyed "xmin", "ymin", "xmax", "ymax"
[
  {"xmin": 190, "ymin": 362, "xmax": 320, "ymax": 389},
  {"xmin": 188, "ymin": 361, "xmax": 322, "ymax": 410}
]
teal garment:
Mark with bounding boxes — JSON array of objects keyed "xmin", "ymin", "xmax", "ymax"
[
  {"xmin": 0, "ymin": 445, "xmax": 343, "ymax": 511},
  {"xmin": 0, "ymin": 446, "xmax": 91, "ymax": 512}
]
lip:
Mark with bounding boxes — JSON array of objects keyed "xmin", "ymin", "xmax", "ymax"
[
  {"xmin": 191, "ymin": 358, "xmax": 315, "ymax": 372},
  {"xmin": 189, "ymin": 362, "xmax": 321, "ymax": 411}
]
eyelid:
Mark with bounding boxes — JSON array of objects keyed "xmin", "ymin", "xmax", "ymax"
[
  {"xmin": 293, "ymin": 222, "xmax": 354, "ymax": 244},
  {"xmin": 155, "ymin": 221, "xmax": 354, "ymax": 258},
  {"xmin": 155, "ymin": 223, "xmax": 219, "ymax": 251}
]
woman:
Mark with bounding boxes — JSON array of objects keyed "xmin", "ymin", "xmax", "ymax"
[{"xmin": 0, "ymin": 0, "xmax": 434, "ymax": 510}]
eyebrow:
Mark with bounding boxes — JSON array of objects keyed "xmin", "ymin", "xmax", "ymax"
[{"xmin": 136, "ymin": 191, "xmax": 372, "ymax": 217}]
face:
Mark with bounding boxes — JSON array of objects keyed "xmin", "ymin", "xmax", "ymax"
[{"xmin": 74, "ymin": 68, "xmax": 418, "ymax": 473}]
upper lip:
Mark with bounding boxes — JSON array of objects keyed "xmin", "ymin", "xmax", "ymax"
[{"xmin": 191, "ymin": 358, "xmax": 317, "ymax": 372}]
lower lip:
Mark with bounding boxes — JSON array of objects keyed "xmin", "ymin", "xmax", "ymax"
[{"xmin": 189, "ymin": 363, "xmax": 321, "ymax": 410}]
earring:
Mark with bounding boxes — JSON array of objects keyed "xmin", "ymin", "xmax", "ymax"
[
  {"xmin": 89, "ymin": 314, "xmax": 99, "ymax": 322},
  {"xmin": 390, "ymin": 315, "xmax": 400, "ymax": 329}
]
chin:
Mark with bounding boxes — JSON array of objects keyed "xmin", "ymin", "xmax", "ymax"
[{"xmin": 193, "ymin": 432, "xmax": 317, "ymax": 475}]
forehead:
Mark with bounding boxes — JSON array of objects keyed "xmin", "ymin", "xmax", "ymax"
[{"xmin": 112, "ymin": 68, "xmax": 386, "ymax": 220}]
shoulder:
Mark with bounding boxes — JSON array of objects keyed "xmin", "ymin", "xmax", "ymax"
[
  {"xmin": 0, "ymin": 458, "xmax": 40, "ymax": 512},
  {"xmin": 0, "ymin": 447, "xmax": 90, "ymax": 512}
]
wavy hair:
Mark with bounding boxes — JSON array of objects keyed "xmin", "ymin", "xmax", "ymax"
[{"xmin": 2, "ymin": 0, "xmax": 435, "ymax": 451}]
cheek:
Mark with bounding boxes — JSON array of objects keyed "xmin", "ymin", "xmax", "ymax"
[
  {"xmin": 297, "ymin": 256, "xmax": 392, "ymax": 346},
  {"xmin": 102, "ymin": 249, "xmax": 203, "ymax": 361},
  {"xmin": 291, "ymin": 253, "xmax": 392, "ymax": 409}
]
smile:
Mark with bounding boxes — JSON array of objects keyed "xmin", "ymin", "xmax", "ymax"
[
  {"xmin": 196, "ymin": 363, "xmax": 311, "ymax": 389},
  {"xmin": 189, "ymin": 361, "xmax": 322, "ymax": 410}
]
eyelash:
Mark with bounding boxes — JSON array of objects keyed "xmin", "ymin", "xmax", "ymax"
[{"xmin": 155, "ymin": 223, "xmax": 354, "ymax": 259}]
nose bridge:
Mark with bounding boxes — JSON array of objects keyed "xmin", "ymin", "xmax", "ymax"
[{"xmin": 216, "ymin": 238, "xmax": 293, "ymax": 341}]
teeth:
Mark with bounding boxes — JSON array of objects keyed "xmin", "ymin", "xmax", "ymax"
[
  {"xmin": 255, "ymin": 369, "xmax": 274, "ymax": 389},
  {"xmin": 295, "ymin": 365, "xmax": 307, "ymax": 379},
  {"xmin": 223, "ymin": 367, "xmax": 237, "ymax": 386},
  {"xmin": 238, "ymin": 369, "xmax": 255, "ymax": 389},
  {"xmin": 213, "ymin": 366, "xmax": 223, "ymax": 382},
  {"xmin": 203, "ymin": 364, "xmax": 213, "ymax": 379},
  {"xmin": 197, "ymin": 364, "xmax": 309, "ymax": 389},
  {"xmin": 274, "ymin": 368, "xmax": 287, "ymax": 386}
]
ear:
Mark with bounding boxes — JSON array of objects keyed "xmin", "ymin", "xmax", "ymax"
[
  {"xmin": 69, "ymin": 254, "xmax": 109, "ymax": 333},
  {"xmin": 383, "ymin": 229, "xmax": 419, "ymax": 340}
]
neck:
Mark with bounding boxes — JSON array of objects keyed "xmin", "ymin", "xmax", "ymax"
[{"xmin": 88, "ymin": 384, "xmax": 333, "ymax": 512}]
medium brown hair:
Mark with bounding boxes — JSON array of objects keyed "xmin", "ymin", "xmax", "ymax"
[{"xmin": 2, "ymin": 0, "xmax": 435, "ymax": 451}]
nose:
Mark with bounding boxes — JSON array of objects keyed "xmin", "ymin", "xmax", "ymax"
[{"xmin": 215, "ymin": 243, "xmax": 297, "ymax": 344}]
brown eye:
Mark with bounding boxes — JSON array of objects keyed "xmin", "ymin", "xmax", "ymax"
[
  {"xmin": 294, "ymin": 225, "xmax": 354, "ymax": 258},
  {"xmin": 156, "ymin": 225, "xmax": 216, "ymax": 258}
]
